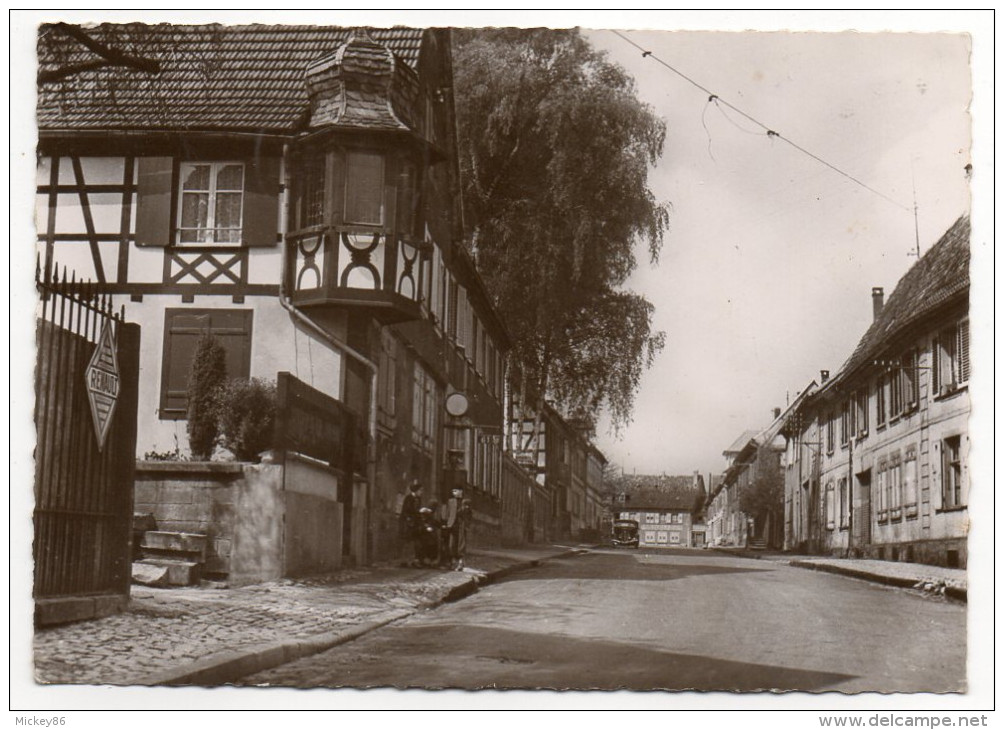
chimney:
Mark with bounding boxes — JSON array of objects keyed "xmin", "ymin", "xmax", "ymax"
[
  {"xmin": 820, "ymin": 369, "xmax": 830, "ymax": 383},
  {"xmin": 773, "ymin": 407, "xmax": 781, "ymax": 420},
  {"xmin": 872, "ymin": 287, "xmax": 885, "ymax": 321}
]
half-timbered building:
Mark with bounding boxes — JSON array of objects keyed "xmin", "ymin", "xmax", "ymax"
[{"xmin": 36, "ymin": 24, "xmax": 515, "ymax": 567}]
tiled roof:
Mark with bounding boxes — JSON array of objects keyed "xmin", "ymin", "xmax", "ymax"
[
  {"xmin": 723, "ymin": 429, "xmax": 758, "ymax": 457},
  {"xmin": 616, "ymin": 474, "xmax": 704, "ymax": 512},
  {"xmin": 834, "ymin": 215, "xmax": 970, "ymax": 384},
  {"xmin": 622, "ymin": 488, "xmax": 701, "ymax": 512},
  {"xmin": 36, "ymin": 24, "xmax": 425, "ymax": 133}
]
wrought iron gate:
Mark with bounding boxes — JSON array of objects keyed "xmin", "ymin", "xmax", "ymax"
[{"xmin": 34, "ymin": 261, "xmax": 139, "ymax": 610}]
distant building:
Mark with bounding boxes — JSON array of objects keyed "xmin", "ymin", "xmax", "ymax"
[
  {"xmin": 708, "ymin": 430, "xmax": 757, "ymax": 547},
  {"xmin": 781, "ymin": 217, "xmax": 970, "ymax": 567},
  {"xmin": 511, "ymin": 402, "xmax": 607, "ymax": 543},
  {"xmin": 614, "ymin": 473, "xmax": 705, "ymax": 547}
]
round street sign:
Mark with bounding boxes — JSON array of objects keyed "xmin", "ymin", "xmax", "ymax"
[{"xmin": 445, "ymin": 391, "xmax": 469, "ymax": 417}]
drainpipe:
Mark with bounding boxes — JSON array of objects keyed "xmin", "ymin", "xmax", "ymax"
[
  {"xmin": 277, "ymin": 144, "xmax": 379, "ymax": 562},
  {"xmin": 846, "ymin": 430, "xmax": 854, "ymax": 559}
]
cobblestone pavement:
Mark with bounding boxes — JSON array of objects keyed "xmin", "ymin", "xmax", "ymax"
[
  {"xmin": 34, "ymin": 546, "xmax": 576, "ymax": 686},
  {"xmin": 789, "ymin": 556, "xmax": 967, "ymax": 591},
  {"xmin": 711, "ymin": 547, "xmax": 967, "ymax": 598}
]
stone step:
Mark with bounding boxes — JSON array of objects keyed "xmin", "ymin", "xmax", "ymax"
[
  {"xmin": 140, "ymin": 546, "xmax": 206, "ymax": 563},
  {"xmin": 137, "ymin": 558, "xmax": 202, "ymax": 587},
  {"xmin": 141, "ymin": 531, "xmax": 207, "ymax": 561}
]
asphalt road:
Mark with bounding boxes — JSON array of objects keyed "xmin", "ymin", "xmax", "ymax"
[{"xmin": 241, "ymin": 548, "xmax": 966, "ymax": 693}]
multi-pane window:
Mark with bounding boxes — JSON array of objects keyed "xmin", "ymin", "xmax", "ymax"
[
  {"xmin": 885, "ymin": 349, "xmax": 920, "ymax": 419},
  {"xmin": 447, "ymin": 277, "xmax": 458, "ymax": 341},
  {"xmin": 178, "ymin": 162, "xmax": 244, "ymax": 244},
  {"xmin": 840, "ymin": 401, "xmax": 850, "ymax": 446},
  {"xmin": 901, "ymin": 350, "xmax": 919, "ymax": 411},
  {"xmin": 903, "ymin": 449, "xmax": 918, "ymax": 518},
  {"xmin": 838, "ymin": 477, "xmax": 849, "ymax": 530},
  {"xmin": 942, "ymin": 436, "xmax": 964, "ymax": 509},
  {"xmin": 412, "ymin": 362, "xmax": 437, "ymax": 452},
  {"xmin": 876, "ymin": 373, "xmax": 887, "ymax": 427},
  {"xmin": 293, "ymin": 155, "xmax": 326, "ymax": 230},
  {"xmin": 395, "ymin": 161, "xmax": 417, "ymax": 235},
  {"xmin": 825, "ymin": 480, "xmax": 835, "ymax": 530},
  {"xmin": 645, "ymin": 513, "xmax": 659, "ymax": 524},
  {"xmin": 855, "ymin": 389, "xmax": 869, "ymax": 438},
  {"xmin": 890, "ymin": 361, "xmax": 903, "ymax": 415},
  {"xmin": 377, "ymin": 330, "xmax": 397, "ymax": 427},
  {"xmin": 933, "ymin": 319, "xmax": 971, "ymax": 395},
  {"xmin": 876, "ymin": 464, "xmax": 888, "ymax": 523},
  {"xmin": 889, "ymin": 458, "xmax": 902, "ymax": 520},
  {"xmin": 344, "ymin": 151, "xmax": 385, "ymax": 225}
]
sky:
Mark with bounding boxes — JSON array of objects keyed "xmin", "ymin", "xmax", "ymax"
[{"xmin": 582, "ymin": 23, "xmax": 977, "ymax": 479}]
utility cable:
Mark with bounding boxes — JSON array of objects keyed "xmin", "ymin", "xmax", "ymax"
[{"xmin": 611, "ymin": 29, "xmax": 912, "ymax": 212}]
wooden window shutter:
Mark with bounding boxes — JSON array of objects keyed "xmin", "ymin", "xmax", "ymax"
[
  {"xmin": 135, "ymin": 157, "xmax": 174, "ymax": 247},
  {"xmin": 242, "ymin": 156, "xmax": 281, "ymax": 247},
  {"xmin": 159, "ymin": 309, "xmax": 253, "ymax": 418},
  {"xmin": 931, "ymin": 335, "xmax": 941, "ymax": 394}
]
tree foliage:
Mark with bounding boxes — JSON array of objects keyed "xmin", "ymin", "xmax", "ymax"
[
  {"xmin": 215, "ymin": 378, "xmax": 277, "ymax": 462},
  {"xmin": 187, "ymin": 333, "xmax": 227, "ymax": 461},
  {"xmin": 738, "ymin": 453, "xmax": 784, "ymax": 522},
  {"xmin": 453, "ymin": 28, "xmax": 669, "ymax": 432}
]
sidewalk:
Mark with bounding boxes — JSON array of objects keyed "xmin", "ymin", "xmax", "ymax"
[
  {"xmin": 33, "ymin": 544, "xmax": 586, "ymax": 687},
  {"xmin": 712, "ymin": 546, "xmax": 967, "ymax": 602}
]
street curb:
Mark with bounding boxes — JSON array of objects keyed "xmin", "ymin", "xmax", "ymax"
[
  {"xmin": 441, "ymin": 548, "xmax": 585, "ymax": 604},
  {"xmin": 788, "ymin": 560, "xmax": 967, "ymax": 603},
  {"xmin": 136, "ymin": 609, "xmax": 413, "ymax": 686},
  {"xmin": 709, "ymin": 547, "xmax": 784, "ymax": 562},
  {"xmin": 135, "ymin": 548, "xmax": 586, "ymax": 686}
]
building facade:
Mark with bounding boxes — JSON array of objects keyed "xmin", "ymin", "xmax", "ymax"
[
  {"xmin": 36, "ymin": 24, "xmax": 523, "ymax": 567},
  {"xmin": 510, "ymin": 404, "xmax": 608, "ymax": 543},
  {"xmin": 782, "ymin": 217, "xmax": 970, "ymax": 568},
  {"xmin": 614, "ymin": 474, "xmax": 705, "ymax": 548},
  {"xmin": 708, "ymin": 430, "xmax": 757, "ymax": 547}
]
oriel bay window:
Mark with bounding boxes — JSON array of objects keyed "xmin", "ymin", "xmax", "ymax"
[
  {"xmin": 289, "ymin": 146, "xmax": 422, "ymax": 236},
  {"xmin": 285, "ymin": 143, "xmax": 429, "ymax": 323}
]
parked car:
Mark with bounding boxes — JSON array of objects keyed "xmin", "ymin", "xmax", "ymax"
[{"xmin": 611, "ymin": 519, "xmax": 640, "ymax": 548}]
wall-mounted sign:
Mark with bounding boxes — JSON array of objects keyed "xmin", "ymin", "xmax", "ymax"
[
  {"xmin": 445, "ymin": 391, "xmax": 469, "ymax": 418},
  {"xmin": 85, "ymin": 322, "xmax": 120, "ymax": 451}
]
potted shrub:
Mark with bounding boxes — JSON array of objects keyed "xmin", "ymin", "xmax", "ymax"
[{"xmin": 214, "ymin": 378, "xmax": 277, "ymax": 462}]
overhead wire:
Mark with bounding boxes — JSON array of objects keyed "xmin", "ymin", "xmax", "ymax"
[{"xmin": 610, "ymin": 29, "xmax": 912, "ymax": 213}]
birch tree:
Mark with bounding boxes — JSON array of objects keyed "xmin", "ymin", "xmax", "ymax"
[{"xmin": 453, "ymin": 28, "xmax": 669, "ymax": 449}]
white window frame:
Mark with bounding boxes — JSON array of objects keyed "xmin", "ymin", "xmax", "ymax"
[{"xmin": 177, "ymin": 161, "xmax": 245, "ymax": 245}]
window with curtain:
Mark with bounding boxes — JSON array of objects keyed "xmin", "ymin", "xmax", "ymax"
[{"xmin": 178, "ymin": 162, "xmax": 245, "ymax": 244}]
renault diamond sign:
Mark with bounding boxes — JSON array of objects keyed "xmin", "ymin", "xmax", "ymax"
[{"xmin": 85, "ymin": 322, "xmax": 119, "ymax": 451}]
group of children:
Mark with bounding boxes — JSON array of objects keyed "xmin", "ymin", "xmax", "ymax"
[{"xmin": 398, "ymin": 481, "xmax": 472, "ymax": 571}]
